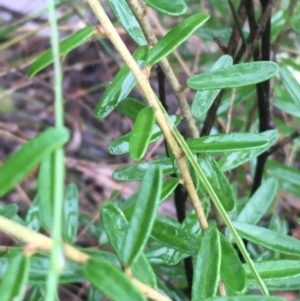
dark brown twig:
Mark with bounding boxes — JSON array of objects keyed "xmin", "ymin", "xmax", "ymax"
[{"xmin": 268, "ymin": 130, "xmax": 300, "ymax": 155}]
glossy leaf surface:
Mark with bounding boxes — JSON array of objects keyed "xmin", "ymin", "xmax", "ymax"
[
  {"xmin": 234, "ymin": 222, "xmax": 300, "ymax": 256},
  {"xmin": 0, "ymin": 254, "xmax": 30, "ymax": 301},
  {"xmin": 191, "ymin": 55, "xmax": 233, "ymax": 119},
  {"xmin": 187, "ymin": 133, "xmax": 269, "ymax": 153},
  {"xmin": 83, "ymin": 257, "xmax": 146, "ymax": 301},
  {"xmin": 279, "ymin": 66, "xmax": 300, "ymax": 110},
  {"xmin": 219, "ymin": 233, "xmax": 246, "ymax": 293},
  {"xmin": 63, "ymin": 183, "xmax": 79, "ymax": 243},
  {"xmin": 113, "ymin": 157, "xmax": 173, "ymax": 181},
  {"xmin": 199, "ymin": 155, "xmax": 236, "ymax": 212},
  {"xmin": 107, "ymin": 0, "xmax": 146, "ymax": 46},
  {"xmin": 143, "ymin": 0, "xmax": 187, "ymax": 16},
  {"xmin": 192, "ymin": 227, "xmax": 220, "ymax": 301},
  {"xmin": 237, "ymin": 178, "xmax": 277, "ymax": 225},
  {"xmin": 121, "ymin": 166, "xmax": 162, "ymax": 265},
  {"xmin": 28, "ymin": 27, "xmax": 96, "ymax": 77},
  {"xmin": 0, "ymin": 127, "xmax": 69, "ymax": 197},
  {"xmin": 129, "ymin": 107, "xmax": 156, "ymax": 161},
  {"xmin": 187, "ymin": 62, "xmax": 278, "ymax": 90},
  {"xmin": 117, "ymin": 97, "xmax": 146, "ymax": 120},
  {"xmin": 94, "ymin": 46, "xmax": 149, "ymax": 118},
  {"xmin": 147, "ymin": 13, "xmax": 209, "ymax": 65}
]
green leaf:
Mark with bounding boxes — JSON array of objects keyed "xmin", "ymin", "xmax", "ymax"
[
  {"xmin": 191, "ymin": 55, "xmax": 233, "ymax": 119},
  {"xmin": 101, "ymin": 203, "xmax": 157, "ymax": 287},
  {"xmin": 0, "ymin": 127, "xmax": 69, "ymax": 197},
  {"xmin": 117, "ymin": 97, "xmax": 146, "ymax": 120},
  {"xmin": 63, "ymin": 183, "xmax": 79, "ymax": 244},
  {"xmin": 38, "ymin": 155, "xmax": 54, "ymax": 230},
  {"xmin": 129, "ymin": 107, "xmax": 156, "ymax": 161},
  {"xmin": 279, "ymin": 66, "xmax": 300, "ymax": 111},
  {"xmin": 160, "ymin": 178, "xmax": 179, "ymax": 202},
  {"xmin": 248, "ymin": 275, "xmax": 300, "ymax": 291},
  {"xmin": 198, "ymin": 155, "xmax": 236, "ymax": 212},
  {"xmin": 192, "ymin": 227, "xmax": 220, "ymax": 301},
  {"xmin": 234, "ymin": 222, "xmax": 300, "ymax": 256},
  {"xmin": 121, "ymin": 166, "xmax": 162, "ymax": 265},
  {"xmin": 143, "ymin": 0, "xmax": 187, "ymax": 16},
  {"xmin": 28, "ymin": 27, "xmax": 96, "ymax": 77},
  {"xmin": 109, "ymin": 115, "xmax": 181, "ymax": 155},
  {"xmin": 94, "ymin": 46, "xmax": 149, "ymax": 118},
  {"xmin": 187, "ymin": 62, "xmax": 279, "ymax": 90},
  {"xmin": 204, "ymin": 297, "xmax": 285, "ymax": 301},
  {"xmin": 24, "ymin": 286, "xmax": 44, "ymax": 301},
  {"xmin": 152, "ymin": 219, "xmax": 200, "ymax": 255},
  {"xmin": 219, "ymin": 233, "xmax": 246, "ymax": 293},
  {"xmin": 187, "ymin": 133, "xmax": 269, "ymax": 153},
  {"xmin": 88, "ymin": 286, "xmax": 103, "ymax": 301},
  {"xmin": 25, "ymin": 197, "xmax": 41, "ymax": 231},
  {"xmin": 147, "ymin": 13, "xmax": 209, "ymax": 65},
  {"xmin": 0, "ymin": 203, "xmax": 18, "ymax": 218},
  {"xmin": 83, "ymin": 257, "xmax": 146, "ymax": 301},
  {"xmin": 219, "ymin": 130, "xmax": 279, "ymax": 171},
  {"xmin": 113, "ymin": 157, "xmax": 173, "ymax": 181},
  {"xmin": 237, "ymin": 178, "xmax": 277, "ymax": 225},
  {"xmin": 0, "ymin": 254, "xmax": 30, "ymax": 301},
  {"xmin": 107, "ymin": 0, "xmax": 147, "ymax": 46},
  {"xmin": 244, "ymin": 260, "xmax": 300, "ymax": 281}
]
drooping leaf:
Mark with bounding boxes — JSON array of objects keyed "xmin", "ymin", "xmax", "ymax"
[
  {"xmin": 63, "ymin": 183, "xmax": 79, "ymax": 244},
  {"xmin": 83, "ymin": 257, "xmax": 146, "ymax": 301},
  {"xmin": 94, "ymin": 46, "xmax": 149, "ymax": 118},
  {"xmin": 234, "ymin": 222, "xmax": 300, "ymax": 256},
  {"xmin": 129, "ymin": 107, "xmax": 156, "ymax": 161},
  {"xmin": 107, "ymin": 0, "xmax": 147, "ymax": 45},
  {"xmin": 113, "ymin": 157, "xmax": 173, "ymax": 181},
  {"xmin": 191, "ymin": 227, "xmax": 221, "ymax": 301},
  {"xmin": 187, "ymin": 133, "xmax": 269, "ymax": 153},
  {"xmin": 101, "ymin": 203, "xmax": 157, "ymax": 287},
  {"xmin": 199, "ymin": 155, "xmax": 236, "ymax": 212},
  {"xmin": 0, "ymin": 127, "xmax": 69, "ymax": 197},
  {"xmin": 237, "ymin": 178, "xmax": 277, "ymax": 225},
  {"xmin": 191, "ymin": 55, "xmax": 233, "ymax": 119},
  {"xmin": 279, "ymin": 66, "xmax": 300, "ymax": 111},
  {"xmin": 187, "ymin": 62, "xmax": 279, "ymax": 90},
  {"xmin": 0, "ymin": 254, "xmax": 30, "ymax": 301},
  {"xmin": 117, "ymin": 97, "xmax": 146, "ymax": 120},
  {"xmin": 121, "ymin": 166, "xmax": 162, "ymax": 265},
  {"xmin": 219, "ymin": 233, "xmax": 246, "ymax": 293},
  {"xmin": 143, "ymin": 0, "xmax": 187, "ymax": 16},
  {"xmin": 28, "ymin": 27, "xmax": 96, "ymax": 77},
  {"xmin": 147, "ymin": 13, "xmax": 209, "ymax": 65}
]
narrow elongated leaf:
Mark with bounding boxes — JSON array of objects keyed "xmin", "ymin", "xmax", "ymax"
[
  {"xmin": 219, "ymin": 233, "xmax": 246, "ymax": 293},
  {"xmin": 191, "ymin": 55, "xmax": 233, "ymax": 119},
  {"xmin": 0, "ymin": 203, "xmax": 18, "ymax": 219},
  {"xmin": 187, "ymin": 133, "xmax": 269, "ymax": 153},
  {"xmin": 205, "ymin": 297, "xmax": 285, "ymax": 301},
  {"xmin": 63, "ymin": 183, "xmax": 79, "ymax": 244},
  {"xmin": 187, "ymin": 62, "xmax": 279, "ymax": 90},
  {"xmin": 25, "ymin": 197, "xmax": 41, "ymax": 231},
  {"xmin": 244, "ymin": 260, "xmax": 300, "ymax": 281},
  {"xmin": 113, "ymin": 157, "xmax": 173, "ymax": 181},
  {"xmin": 160, "ymin": 178, "xmax": 179, "ymax": 202},
  {"xmin": 192, "ymin": 227, "xmax": 221, "ymax": 301},
  {"xmin": 109, "ymin": 115, "xmax": 180, "ymax": 155},
  {"xmin": 147, "ymin": 13, "xmax": 209, "ymax": 65},
  {"xmin": 0, "ymin": 254, "xmax": 30, "ymax": 301},
  {"xmin": 83, "ymin": 257, "xmax": 146, "ymax": 301},
  {"xmin": 38, "ymin": 155, "xmax": 54, "ymax": 230},
  {"xmin": 143, "ymin": 0, "xmax": 187, "ymax": 16},
  {"xmin": 88, "ymin": 287, "xmax": 103, "ymax": 301},
  {"xmin": 279, "ymin": 66, "xmax": 300, "ymax": 110},
  {"xmin": 101, "ymin": 203, "xmax": 157, "ymax": 287},
  {"xmin": 152, "ymin": 219, "xmax": 200, "ymax": 256},
  {"xmin": 0, "ymin": 127, "xmax": 69, "ymax": 197},
  {"xmin": 129, "ymin": 107, "xmax": 156, "ymax": 161},
  {"xmin": 199, "ymin": 155, "xmax": 236, "ymax": 212},
  {"xmin": 117, "ymin": 97, "xmax": 146, "ymax": 120},
  {"xmin": 28, "ymin": 27, "xmax": 96, "ymax": 77},
  {"xmin": 94, "ymin": 46, "xmax": 149, "ymax": 118},
  {"xmin": 121, "ymin": 166, "xmax": 162, "ymax": 265},
  {"xmin": 248, "ymin": 275, "xmax": 300, "ymax": 291},
  {"xmin": 219, "ymin": 129, "xmax": 279, "ymax": 171},
  {"xmin": 237, "ymin": 178, "xmax": 277, "ymax": 225},
  {"xmin": 234, "ymin": 222, "xmax": 300, "ymax": 256},
  {"xmin": 107, "ymin": 0, "xmax": 147, "ymax": 46},
  {"xmin": 24, "ymin": 286, "xmax": 44, "ymax": 301}
]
